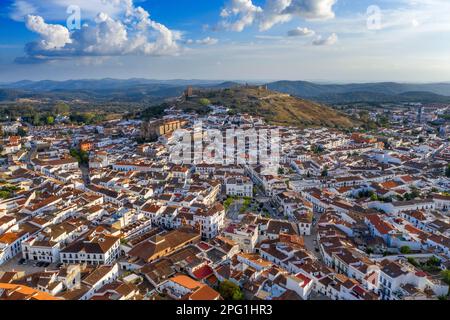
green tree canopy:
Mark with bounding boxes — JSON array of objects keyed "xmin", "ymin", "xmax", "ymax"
[
  {"xmin": 400, "ymin": 246, "xmax": 411, "ymax": 254},
  {"xmin": 218, "ymin": 280, "xmax": 244, "ymax": 300},
  {"xmin": 53, "ymin": 102, "xmax": 70, "ymax": 115},
  {"xmin": 199, "ymin": 98, "xmax": 211, "ymax": 107},
  {"xmin": 46, "ymin": 116, "xmax": 55, "ymax": 125}
]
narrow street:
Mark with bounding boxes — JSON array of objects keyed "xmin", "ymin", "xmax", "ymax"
[
  {"xmin": 303, "ymin": 211, "xmax": 323, "ymax": 260},
  {"xmin": 80, "ymin": 163, "xmax": 90, "ymax": 184}
]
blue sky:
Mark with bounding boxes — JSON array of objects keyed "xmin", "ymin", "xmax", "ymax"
[{"xmin": 0, "ymin": 0, "xmax": 450, "ymax": 82}]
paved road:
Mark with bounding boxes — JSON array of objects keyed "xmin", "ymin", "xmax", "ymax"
[
  {"xmin": 0, "ymin": 255, "xmax": 58, "ymax": 275},
  {"xmin": 303, "ymin": 211, "xmax": 324, "ymax": 260},
  {"xmin": 80, "ymin": 164, "xmax": 90, "ymax": 184},
  {"xmin": 303, "ymin": 230, "xmax": 321, "ymax": 260},
  {"xmin": 226, "ymin": 199, "xmax": 243, "ymax": 221}
]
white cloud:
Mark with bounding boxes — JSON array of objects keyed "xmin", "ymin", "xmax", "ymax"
[
  {"xmin": 25, "ymin": 15, "xmax": 72, "ymax": 50},
  {"xmin": 259, "ymin": 0, "xmax": 292, "ymax": 31},
  {"xmin": 312, "ymin": 32, "xmax": 338, "ymax": 45},
  {"xmin": 17, "ymin": 0, "xmax": 181, "ymax": 63},
  {"xmin": 9, "ymin": 0, "xmax": 37, "ymax": 21},
  {"xmin": 9, "ymin": 0, "xmax": 132, "ymax": 21},
  {"xmin": 287, "ymin": 27, "xmax": 315, "ymax": 36},
  {"xmin": 220, "ymin": 0, "xmax": 337, "ymax": 32},
  {"xmin": 282, "ymin": 0, "xmax": 336, "ymax": 20},
  {"xmin": 220, "ymin": 0, "xmax": 263, "ymax": 32}
]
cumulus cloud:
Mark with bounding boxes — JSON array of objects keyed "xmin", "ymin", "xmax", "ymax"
[
  {"xmin": 25, "ymin": 15, "xmax": 72, "ymax": 50},
  {"xmin": 282, "ymin": 0, "xmax": 336, "ymax": 20},
  {"xmin": 287, "ymin": 27, "xmax": 315, "ymax": 37},
  {"xmin": 312, "ymin": 32, "xmax": 338, "ymax": 46},
  {"xmin": 220, "ymin": 0, "xmax": 263, "ymax": 32},
  {"xmin": 220, "ymin": 0, "xmax": 336, "ymax": 32},
  {"xmin": 259, "ymin": 0, "xmax": 292, "ymax": 31},
  {"xmin": 16, "ymin": 0, "xmax": 182, "ymax": 63}
]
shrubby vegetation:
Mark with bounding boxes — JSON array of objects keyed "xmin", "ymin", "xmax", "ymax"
[
  {"xmin": 218, "ymin": 280, "xmax": 244, "ymax": 300},
  {"xmin": 70, "ymin": 148, "xmax": 89, "ymax": 165},
  {"xmin": 408, "ymin": 256, "xmax": 442, "ymax": 273},
  {"xmin": 0, "ymin": 102, "xmax": 123, "ymax": 126},
  {"xmin": 0, "ymin": 184, "xmax": 21, "ymax": 199}
]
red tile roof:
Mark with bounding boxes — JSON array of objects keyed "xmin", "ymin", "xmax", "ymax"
[{"xmin": 193, "ymin": 265, "xmax": 213, "ymax": 280}]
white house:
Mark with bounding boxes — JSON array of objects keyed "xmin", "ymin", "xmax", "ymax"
[
  {"xmin": 225, "ymin": 176, "xmax": 253, "ymax": 197},
  {"xmin": 0, "ymin": 230, "xmax": 29, "ymax": 265}
]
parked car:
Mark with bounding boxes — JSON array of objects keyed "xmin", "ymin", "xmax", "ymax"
[{"xmin": 18, "ymin": 258, "xmax": 27, "ymax": 265}]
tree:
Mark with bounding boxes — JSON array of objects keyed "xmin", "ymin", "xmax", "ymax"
[
  {"xmin": 441, "ymin": 270, "xmax": 450, "ymax": 286},
  {"xmin": 410, "ymin": 187, "xmax": 420, "ymax": 199},
  {"xmin": 199, "ymin": 98, "xmax": 211, "ymax": 107},
  {"xmin": 321, "ymin": 166, "xmax": 329, "ymax": 177},
  {"xmin": 407, "ymin": 257, "xmax": 419, "ymax": 267},
  {"xmin": 400, "ymin": 246, "xmax": 411, "ymax": 254},
  {"xmin": 426, "ymin": 256, "xmax": 441, "ymax": 267},
  {"xmin": 446, "ymin": 164, "xmax": 450, "ymax": 178},
  {"xmin": 441, "ymin": 270, "xmax": 450, "ymax": 296},
  {"xmin": 70, "ymin": 112, "xmax": 97, "ymax": 125},
  {"xmin": 311, "ymin": 144, "xmax": 324, "ymax": 154},
  {"xmin": 70, "ymin": 148, "xmax": 89, "ymax": 165},
  {"xmin": 377, "ymin": 115, "xmax": 390, "ymax": 128},
  {"xmin": 218, "ymin": 280, "xmax": 244, "ymax": 300},
  {"xmin": 223, "ymin": 197, "xmax": 234, "ymax": 210},
  {"xmin": 46, "ymin": 116, "xmax": 55, "ymax": 125},
  {"xmin": 53, "ymin": 102, "xmax": 70, "ymax": 115},
  {"xmin": 17, "ymin": 127, "xmax": 27, "ymax": 137},
  {"xmin": 0, "ymin": 190, "xmax": 10, "ymax": 199},
  {"xmin": 32, "ymin": 114, "xmax": 41, "ymax": 126}
]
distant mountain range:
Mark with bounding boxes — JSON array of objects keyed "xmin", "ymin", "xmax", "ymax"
[
  {"xmin": 1, "ymin": 78, "xmax": 450, "ymax": 104},
  {"xmin": 267, "ymin": 81, "xmax": 450, "ymax": 103},
  {"xmin": 0, "ymin": 79, "xmax": 245, "ymax": 104}
]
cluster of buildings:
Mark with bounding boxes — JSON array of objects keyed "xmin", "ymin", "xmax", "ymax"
[{"xmin": 0, "ymin": 103, "xmax": 449, "ymax": 301}]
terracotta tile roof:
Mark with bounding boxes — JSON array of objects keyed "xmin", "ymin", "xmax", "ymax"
[
  {"xmin": 170, "ymin": 275, "xmax": 202, "ymax": 291},
  {"xmin": 0, "ymin": 283, "xmax": 62, "ymax": 300},
  {"xmin": 192, "ymin": 265, "xmax": 214, "ymax": 280},
  {"xmin": 189, "ymin": 284, "xmax": 221, "ymax": 300}
]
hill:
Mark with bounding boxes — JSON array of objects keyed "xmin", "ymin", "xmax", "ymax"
[
  {"xmin": 310, "ymin": 91, "xmax": 450, "ymax": 104},
  {"xmin": 3, "ymin": 79, "xmax": 450, "ymax": 105},
  {"xmin": 0, "ymin": 79, "xmax": 232, "ymax": 92},
  {"xmin": 267, "ymin": 81, "xmax": 450, "ymax": 103},
  {"xmin": 144, "ymin": 86, "xmax": 358, "ymax": 129}
]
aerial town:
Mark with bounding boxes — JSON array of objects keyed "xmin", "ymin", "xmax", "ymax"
[{"xmin": 0, "ymin": 96, "xmax": 449, "ymax": 301}]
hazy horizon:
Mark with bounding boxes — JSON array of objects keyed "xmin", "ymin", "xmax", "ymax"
[{"xmin": 2, "ymin": 77, "xmax": 450, "ymax": 86}]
